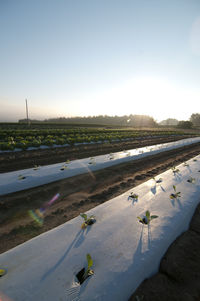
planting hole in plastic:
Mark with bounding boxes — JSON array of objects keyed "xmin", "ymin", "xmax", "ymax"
[{"xmin": 75, "ymin": 268, "xmax": 93, "ymax": 285}]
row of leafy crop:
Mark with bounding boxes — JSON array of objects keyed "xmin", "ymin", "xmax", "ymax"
[
  {"xmin": 0, "ymin": 128, "xmax": 186, "ymax": 140},
  {"xmin": 0, "ymin": 129, "xmax": 191, "ymax": 151}
]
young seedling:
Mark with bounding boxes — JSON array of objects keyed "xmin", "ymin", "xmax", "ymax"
[
  {"xmin": 170, "ymin": 185, "xmax": 181, "ymax": 199},
  {"xmin": 183, "ymin": 162, "xmax": 189, "ymax": 167},
  {"xmin": 171, "ymin": 166, "xmax": 180, "ymax": 174},
  {"xmin": 60, "ymin": 165, "xmax": 68, "ymax": 171},
  {"xmin": 85, "ymin": 253, "xmax": 94, "ymax": 277},
  {"xmin": 80, "ymin": 213, "xmax": 96, "ymax": 229},
  {"xmin": 76, "ymin": 254, "xmax": 94, "ymax": 285},
  {"xmin": 18, "ymin": 174, "xmax": 26, "ymax": 180},
  {"xmin": 88, "ymin": 157, "xmax": 96, "ymax": 165},
  {"xmin": 33, "ymin": 165, "xmax": 40, "ymax": 170},
  {"xmin": 137, "ymin": 210, "xmax": 158, "ymax": 225},
  {"xmin": 109, "ymin": 153, "xmax": 114, "ymax": 160},
  {"xmin": 0, "ymin": 268, "xmax": 7, "ymax": 277},
  {"xmin": 129, "ymin": 192, "xmax": 138, "ymax": 200},
  {"xmin": 65, "ymin": 160, "xmax": 70, "ymax": 164},
  {"xmin": 152, "ymin": 177, "xmax": 163, "ymax": 184},
  {"xmin": 187, "ymin": 177, "xmax": 196, "ymax": 184}
]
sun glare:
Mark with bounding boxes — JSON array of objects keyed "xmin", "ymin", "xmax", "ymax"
[{"xmin": 92, "ymin": 76, "xmax": 198, "ymax": 122}]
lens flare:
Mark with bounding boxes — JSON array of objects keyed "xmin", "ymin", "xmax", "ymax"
[{"xmin": 28, "ymin": 193, "xmax": 60, "ymax": 225}]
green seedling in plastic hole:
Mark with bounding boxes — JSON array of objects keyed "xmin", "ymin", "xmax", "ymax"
[
  {"xmin": 76, "ymin": 254, "xmax": 94, "ymax": 285},
  {"xmin": 33, "ymin": 165, "xmax": 40, "ymax": 170},
  {"xmin": 152, "ymin": 177, "xmax": 163, "ymax": 184},
  {"xmin": 80, "ymin": 213, "xmax": 96, "ymax": 229},
  {"xmin": 170, "ymin": 185, "xmax": 181, "ymax": 199},
  {"xmin": 85, "ymin": 253, "xmax": 94, "ymax": 278},
  {"xmin": 60, "ymin": 165, "xmax": 68, "ymax": 171},
  {"xmin": 137, "ymin": 210, "xmax": 158, "ymax": 225},
  {"xmin": 171, "ymin": 166, "xmax": 180, "ymax": 174},
  {"xmin": 109, "ymin": 153, "xmax": 114, "ymax": 160},
  {"xmin": 88, "ymin": 157, "xmax": 96, "ymax": 165},
  {"xmin": 18, "ymin": 174, "xmax": 26, "ymax": 180},
  {"xmin": 129, "ymin": 192, "xmax": 138, "ymax": 200},
  {"xmin": 0, "ymin": 268, "xmax": 7, "ymax": 277},
  {"xmin": 187, "ymin": 177, "xmax": 196, "ymax": 184}
]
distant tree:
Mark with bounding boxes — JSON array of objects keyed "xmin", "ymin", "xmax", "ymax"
[
  {"xmin": 40, "ymin": 114, "xmax": 158, "ymax": 127},
  {"xmin": 177, "ymin": 120, "xmax": 193, "ymax": 129},
  {"xmin": 129, "ymin": 115, "xmax": 157, "ymax": 127},
  {"xmin": 190, "ymin": 113, "xmax": 200, "ymax": 126},
  {"xmin": 159, "ymin": 118, "xmax": 179, "ymax": 126}
]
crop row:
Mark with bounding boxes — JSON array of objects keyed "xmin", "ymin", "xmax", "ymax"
[
  {"xmin": 0, "ymin": 128, "xmax": 190, "ymax": 151},
  {"xmin": 26, "ymin": 161, "xmax": 198, "ymax": 286}
]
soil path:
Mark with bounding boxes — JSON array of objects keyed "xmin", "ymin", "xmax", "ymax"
[{"xmin": 1, "ymin": 140, "xmax": 200, "ymax": 254}]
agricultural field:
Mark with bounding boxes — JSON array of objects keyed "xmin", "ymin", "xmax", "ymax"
[
  {"xmin": 1, "ymin": 135, "xmax": 200, "ymax": 253},
  {"xmin": 1, "ymin": 139, "xmax": 200, "ymax": 300},
  {"xmin": 1, "ymin": 125, "xmax": 200, "ymax": 300},
  {"xmin": 0, "ymin": 123, "xmax": 199, "ymax": 173},
  {"xmin": 0, "ymin": 123, "xmax": 198, "ymax": 151}
]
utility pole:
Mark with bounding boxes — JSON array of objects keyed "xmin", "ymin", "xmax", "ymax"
[{"xmin": 25, "ymin": 99, "xmax": 30, "ymax": 126}]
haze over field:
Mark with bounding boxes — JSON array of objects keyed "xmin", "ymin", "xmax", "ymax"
[{"xmin": 0, "ymin": 0, "xmax": 200, "ymax": 122}]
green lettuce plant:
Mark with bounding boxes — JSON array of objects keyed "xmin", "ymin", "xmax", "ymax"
[
  {"xmin": 109, "ymin": 153, "xmax": 114, "ymax": 160},
  {"xmin": 80, "ymin": 213, "xmax": 96, "ymax": 229},
  {"xmin": 187, "ymin": 177, "xmax": 196, "ymax": 184},
  {"xmin": 152, "ymin": 177, "xmax": 163, "ymax": 183},
  {"xmin": 129, "ymin": 192, "xmax": 138, "ymax": 200},
  {"xmin": 137, "ymin": 210, "xmax": 158, "ymax": 225},
  {"xmin": 76, "ymin": 254, "xmax": 94, "ymax": 284},
  {"xmin": 88, "ymin": 157, "xmax": 96, "ymax": 165},
  {"xmin": 33, "ymin": 165, "xmax": 40, "ymax": 170},
  {"xmin": 170, "ymin": 185, "xmax": 181, "ymax": 199},
  {"xmin": 171, "ymin": 166, "xmax": 180, "ymax": 174},
  {"xmin": 85, "ymin": 254, "xmax": 94, "ymax": 278},
  {"xmin": 60, "ymin": 165, "xmax": 68, "ymax": 171},
  {"xmin": 18, "ymin": 174, "xmax": 26, "ymax": 180}
]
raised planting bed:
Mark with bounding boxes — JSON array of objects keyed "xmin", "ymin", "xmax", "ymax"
[
  {"xmin": 0, "ymin": 155, "xmax": 200, "ymax": 300},
  {"xmin": 0, "ymin": 137, "xmax": 200, "ymax": 196}
]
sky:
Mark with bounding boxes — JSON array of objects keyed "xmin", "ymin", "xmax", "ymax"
[{"xmin": 0, "ymin": 0, "xmax": 200, "ymax": 122}]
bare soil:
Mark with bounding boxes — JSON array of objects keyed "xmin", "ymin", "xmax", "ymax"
[{"xmin": 1, "ymin": 138, "xmax": 200, "ymax": 255}]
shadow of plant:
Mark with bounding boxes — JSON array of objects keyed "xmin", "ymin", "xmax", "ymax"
[{"xmin": 41, "ymin": 227, "xmax": 92, "ymax": 282}]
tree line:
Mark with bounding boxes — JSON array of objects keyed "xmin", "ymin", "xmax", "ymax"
[{"xmin": 18, "ymin": 113, "xmax": 200, "ymax": 128}]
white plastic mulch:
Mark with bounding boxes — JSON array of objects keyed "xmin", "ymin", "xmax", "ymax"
[
  {"xmin": 0, "ymin": 155, "xmax": 200, "ymax": 300},
  {"xmin": 0, "ymin": 137, "xmax": 200, "ymax": 196}
]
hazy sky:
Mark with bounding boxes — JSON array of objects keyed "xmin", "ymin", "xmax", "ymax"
[{"xmin": 0, "ymin": 0, "xmax": 200, "ymax": 122}]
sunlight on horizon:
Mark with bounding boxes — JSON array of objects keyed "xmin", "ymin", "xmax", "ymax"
[
  {"xmin": 1, "ymin": 76, "xmax": 199, "ymax": 122},
  {"xmin": 80, "ymin": 76, "xmax": 200, "ymax": 122}
]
